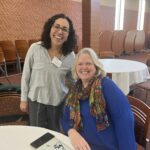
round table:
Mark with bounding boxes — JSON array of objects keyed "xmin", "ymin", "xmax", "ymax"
[
  {"xmin": 0, "ymin": 125, "xmax": 74, "ymax": 150},
  {"xmin": 99, "ymin": 59, "xmax": 150, "ymax": 95}
]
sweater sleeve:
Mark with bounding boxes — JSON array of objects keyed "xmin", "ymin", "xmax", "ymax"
[
  {"xmin": 61, "ymin": 106, "xmax": 73, "ymax": 134},
  {"xmin": 102, "ymin": 77, "xmax": 137, "ymax": 150},
  {"xmin": 21, "ymin": 44, "xmax": 34, "ymax": 101}
]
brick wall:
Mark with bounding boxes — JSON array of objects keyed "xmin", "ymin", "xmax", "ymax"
[
  {"xmin": 0, "ymin": 0, "xmax": 149, "ymax": 51},
  {"xmin": 0, "ymin": 0, "xmax": 82, "ymax": 45}
]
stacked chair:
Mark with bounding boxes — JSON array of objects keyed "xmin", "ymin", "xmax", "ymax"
[
  {"xmin": 111, "ymin": 30, "xmax": 126, "ymax": 57},
  {"xmin": 146, "ymin": 31, "xmax": 150, "ymax": 49},
  {"xmin": 15, "ymin": 40, "xmax": 29, "ymax": 71},
  {"xmin": 15, "ymin": 40, "xmax": 29, "ymax": 61},
  {"xmin": 0, "ymin": 38, "xmax": 40, "ymax": 75},
  {"xmin": 0, "ymin": 38, "xmax": 40, "ymax": 125},
  {"xmin": 146, "ymin": 54, "xmax": 150, "ymax": 71},
  {"xmin": 124, "ymin": 30, "xmax": 137, "ymax": 54},
  {"xmin": 28, "ymin": 39, "xmax": 40, "ymax": 46},
  {"xmin": 134, "ymin": 30, "xmax": 146, "ymax": 52},
  {"xmin": 0, "ymin": 73, "xmax": 29, "ymax": 125},
  {"xmin": 0, "ymin": 47, "xmax": 7, "ymax": 76},
  {"xmin": 98, "ymin": 29, "xmax": 147, "ymax": 59},
  {"xmin": 0, "ymin": 94, "xmax": 29, "ymax": 125},
  {"xmin": 0, "ymin": 40, "xmax": 21, "ymax": 74},
  {"xmin": 98, "ymin": 30, "xmax": 115, "ymax": 58}
]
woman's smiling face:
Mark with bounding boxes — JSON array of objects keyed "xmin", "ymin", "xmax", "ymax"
[
  {"xmin": 76, "ymin": 53, "xmax": 96, "ymax": 87},
  {"xmin": 50, "ymin": 18, "xmax": 69, "ymax": 47}
]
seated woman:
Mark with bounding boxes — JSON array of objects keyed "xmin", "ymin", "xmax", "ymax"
[{"xmin": 61, "ymin": 48, "xmax": 137, "ymax": 150}]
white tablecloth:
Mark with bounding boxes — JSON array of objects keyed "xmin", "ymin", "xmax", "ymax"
[
  {"xmin": 0, "ymin": 125, "xmax": 74, "ymax": 150},
  {"xmin": 99, "ymin": 59, "xmax": 150, "ymax": 95}
]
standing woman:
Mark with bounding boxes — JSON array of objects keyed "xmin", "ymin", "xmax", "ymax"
[
  {"xmin": 20, "ymin": 13, "xmax": 77, "ymax": 131},
  {"xmin": 62, "ymin": 48, "xmax": 136, "ymax": 150}
]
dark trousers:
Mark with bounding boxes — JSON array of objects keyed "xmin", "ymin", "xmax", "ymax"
[{"xmin": 28, "ymin": 99, "xmax": 64, "ymax": 132}]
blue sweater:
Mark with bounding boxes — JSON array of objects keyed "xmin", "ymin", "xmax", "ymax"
[{"xmin": 61, "ymin": 77, "xmax": 137, "ymax": 150}]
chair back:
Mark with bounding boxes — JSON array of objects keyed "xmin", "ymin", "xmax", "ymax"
[
  {"xmin": 124, "ymin": 30, "xmax": 137, "ymax": 54},
  {"xmin": 0, "ymin": 47, "xmax": 7, "ymax": 75},
  {"xmin": 0, "ymin": 40, "xmax": 21, "ymax": 73},
  {"xmin": 0, "ymin": 94, "xmax": 28, "ymax": 125},
  {"xmin": 0, "ymin": 47, "xmax": 5, "ymax": 63},
  {"xmin": 99, "ymin": 30, "xmax": 113, "ymax": 52},
  {"xmin": 28, "ymin": 39, "xmax": 40, "ymax": 47},
  {"xmin": 0, "ymin": 73, "xmax": 22, "ymax": 85},
  {"xmin": 99, "ymin": 31, "xmax": 115, "ymax": 58},
  {"xmin": 112, "ymin": 30, "xmax": 126, "ymax": 56},
  {"xmin": 147, "ymin": 31, "xmax": 150, "ymax": 49},
  {"xmin": 128, "ymin": 96, "xmax": 150, "ymax": 149},
  {"xmin": 134, "ymin": 30, "xmax": 145, "ymax": 52},
  {"xmin": 7, "ymin": 73, "xmax": 22, "ymax": 85},
  {"xmin": 0, "ymin": 40, "xmax": 17, "ymax": 62},
  {"xmin": 146, "ymin": 54, "xmax": 150, "ymax": 71},
  {"xmin": 15, "ymin": 40, "xmax": 29, "ymax": 60}
]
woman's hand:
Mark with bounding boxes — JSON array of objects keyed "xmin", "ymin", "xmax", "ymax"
[
  {"xmin": 20, "ymin": 101, "xmax": 28, "ymax": 113},
  {"xmin": 68, "ymin": 129, "xmax": 91, "ymax": 150}
]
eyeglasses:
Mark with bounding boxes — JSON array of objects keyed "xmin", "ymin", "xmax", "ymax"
[{"xmin": 52, "ymin": 24, "xmax": 69, "ymax": 33}]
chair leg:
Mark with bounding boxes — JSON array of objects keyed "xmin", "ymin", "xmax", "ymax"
[
  {"xmin": 0, "ymin": 65, "xmax": 7, "ymax": 76},
  {"xmin": 4, "ymin": 61, "xmax": 8, "ymax": 76},
  {"xmin": 16, "ymin": 58, "xmax": 21, "ymax": 73}
]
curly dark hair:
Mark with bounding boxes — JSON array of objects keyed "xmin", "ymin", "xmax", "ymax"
[{"xmin": 41, "ymin": 13, "xmax": 77, "ymax": 56}]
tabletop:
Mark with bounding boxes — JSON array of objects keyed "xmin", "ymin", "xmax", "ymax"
[
  {"xmin": 99, "ymin": 59, "xmax": 150, "ymax": 95},
  {"xmin": 0, "ymin": 125, "xmax": 74, "ymax": 150}
]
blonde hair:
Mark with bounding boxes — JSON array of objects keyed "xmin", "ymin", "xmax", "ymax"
[{"xmin": 72, "ymin": 47, "xmax": 106, "ymax": 80}]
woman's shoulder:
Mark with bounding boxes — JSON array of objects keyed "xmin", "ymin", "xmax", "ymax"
[
  {"xmin": 101, "ymin": 76, "xmax": 128, "ymax": 105},
  {"xmin": 101, "ymin": 76, "xmax": 122, "ymax": 94},
  {"xmin": 63, "ymin": 51, "xmax": 75, "ymax": 62},
  {"xmin": 102, "ymin": 76, "xmax": 114, "ymax": 86},
  {"xmin": 28, "ymin": 41, "xmax": 46, "ymax": 54},
  {"xmin": 29, "ymin": 41, "xmax": 43, "ymax": 50},
  {"xmin": 66, "ymin": 51, "xmax": 75, "ymax": 58}
]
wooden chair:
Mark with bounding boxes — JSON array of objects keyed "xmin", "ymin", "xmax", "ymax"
[
  {"xmin": 0, "ymin": 73, "xmax": 22, "ymax": 85},
  {"xmin": 0, "ymin": 47, "xmax": 7, "ymax": 75},
  {"xmin": 7, "ymin": 73, "xmax": 22, "ymax": 85},
  {"xmin": 15, "ymin": 40, "xmax": 29, "ymax": 60},
  {"xmin": 28, "ymin": 39, "xmax": 40, "ymax": 47},
  {"xmin": 134, "ymin": 30, "xmax": 146, "ymax": 52},
  {"xmin": 98, "ymin": 31, "xmax": 115, "ymax": 58},
  {"xmin": 146, "ymin": 54, "xmax": 150, "ymax": 71},
  {"xmin": 111, "ymin": 30, "xmax": 126, "ymax": 57},
  {"xmin": 124, "ymin": 30, "xmax": 137, "ymax": 54},
  {"xmin": 0, "ymin": 40, "xmax": 21, "ymax": 74},
  {"xmin": 147, "ymin": 31, "xmax": 150, "ymax": 49},
  {"xmin": 15, "ymin": 40, "xmax": 29, "ymax": 71},
  {"xmin": 0, "ymin": 73, "xmax": 22, "ymax": 87},
  {"xmin": 0, "ymin": 76, "xmax": 11, "ymax": 84},
  {"xmin": 128, "ymin": 96, "xmax": 150, "ymax": 150},
  {"xmin": 0, "ymin": 94, "xmax": 29, "ymax": 125}
]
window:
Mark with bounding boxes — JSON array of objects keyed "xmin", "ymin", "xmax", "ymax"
[
  {"xmin": 115, "ymin": 0, "xmax": 125, "ymax": 30},
  {"xmin": 137, "ymin": 0, "xmax": 146, "ymax": 30}
]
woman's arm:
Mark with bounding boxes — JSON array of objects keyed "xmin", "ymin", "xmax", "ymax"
[
  {"xmin": 68, "ymin": 129, "xmax": 91, "ymax": 150},
  {"xmin": 102, "ymin": 77, "xmax": 137, "ymax": 150},
  {"xmin": 61, "ymin": 106, "xmax": 72, "ymax": 133},
  {"xmin": 61, "ymin": 106, "xmax": 91, "ymax": 150},
  {"xmin": 21, "ymin": 45, "xmax": 34, "ymax": 102}
]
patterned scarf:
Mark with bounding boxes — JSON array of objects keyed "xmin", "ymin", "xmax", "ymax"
[{"xmin": 65, "ymin": 75, "xmax": 109, "ymax": 131}]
